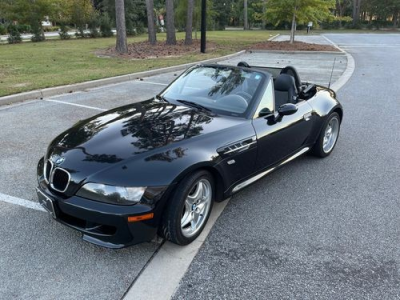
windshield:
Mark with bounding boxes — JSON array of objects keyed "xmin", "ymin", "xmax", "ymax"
[{"xmin": 161, "ymin": 65, "xmax": 265, "ymax": 117}]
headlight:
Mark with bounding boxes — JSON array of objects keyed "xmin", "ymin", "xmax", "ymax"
[{"xmin": 76, "ymin": 183, "xmax": 146, "ymax": 205}]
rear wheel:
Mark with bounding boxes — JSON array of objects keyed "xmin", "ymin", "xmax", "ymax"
[
  {"xmin": 159, "ymin": 170, "xmax": 214, "ymax": 245},
  {"xmin": 311, "ymin": 112, "xmax": 340, "ymax": 158}
]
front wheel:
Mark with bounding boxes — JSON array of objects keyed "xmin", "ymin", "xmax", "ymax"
[
  {"xmin": 311, "ymin": 112, "xmax": 341, "ymax": 158},
  {"xmin": 159, "ymin": 170, "xmax": 214, "ymax": 245}
]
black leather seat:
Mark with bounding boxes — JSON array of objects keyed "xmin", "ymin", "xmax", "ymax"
[
  {"xmin": 274, "ymin": 74, "xmax": 298, "ymax": 108},
  {"xmin": 280, "ymin": 66, "xmax": 302, "ymax": 92}
]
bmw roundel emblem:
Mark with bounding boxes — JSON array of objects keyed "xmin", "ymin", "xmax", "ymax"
[{"xmin": 54, "ymin": 156, "xmax": 65, "ymax": 165}]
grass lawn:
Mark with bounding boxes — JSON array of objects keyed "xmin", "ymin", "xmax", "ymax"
[
  {"xmin": 0, "ymin": 31, "xmax": 283, "ymax": 97},
  {"xmin": 0, "ymin": 29, "xmax": 392, "ymax": 97}
]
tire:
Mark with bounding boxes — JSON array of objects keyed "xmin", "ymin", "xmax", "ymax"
[
  {"xmin": 311, "ymin": 112, "xmax": 341, "ymax": 158},
  {"xmin": 159, "ymin": 170, "xmax": 214, "ymax": 245}
]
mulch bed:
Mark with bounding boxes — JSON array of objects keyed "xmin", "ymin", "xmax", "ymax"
[
  {"xmin": 101, "ymin": 40, "xmax": 218, "ymax": 59},
  {"xmin": 250, "ymin": 40, "xmax": 339, "ymax": 52},
  {"xmin": 100, "ymin": 39, "xmax": 339, "ymax": 59}
]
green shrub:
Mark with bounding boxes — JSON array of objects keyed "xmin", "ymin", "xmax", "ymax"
[
  {"xmin": 126, "ymin": 19, "xmax": 136, "ymax": 36},
  {"xmin": 88, "ymin": 18, "xmax": 100, "ymax": 38},
  {"xmin": 75, "ymin": 25, "xmax": 87, "ymax": 38},
  {"xmin": 100, "ymin": 14, "xmax": 113, "ymax": 37},
  {"xmin": 7, "ymin": 25, "xmax": 22, "ymax": 44},
  {"xmin": 59, "ymin": 24, "xmax": 71, "ymax": 40},
  {"xmin": 0, "ymin": 24, "xmax": 7, "ymax": 35},
  {"xmin": 136, "ymin": 22, "xmax": 145, "ymax": 35},
  {"xmin": 16, "ymin": 24, "xmax": 31, "ymax": 33},
  {"xmin": 31, "ymin": 22, "xmax": 45, "ymax": 42},
  {"xmin": 296, "ymin": 24, "xmax": 306, "ymax": 30}
]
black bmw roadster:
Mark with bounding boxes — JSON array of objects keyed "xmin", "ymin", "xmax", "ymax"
[{"xmin": 37, "ymin": 63, "xmax": 343, "ymax": 248}]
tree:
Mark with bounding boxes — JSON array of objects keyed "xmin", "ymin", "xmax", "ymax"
[
  {"xmin": 352, "ymin": 0, "xmax": 361, "ymax": 26},
  {"xmin": 335, "ymin": 0, "xmax": 351, "ymax": 27},
  {"xmin": 392, "ymin": 0, "xmax": 400, "ymax": 27},
  {"xmin": 185, "ymin": 0, "xmax": 194, "ymax": 45},
  {"xmin": 165, "ymin": 0, "xmax": 176, "ymax": 45},
  {"xmin": 145, "ymin": 0, "xmax": 156, "ymax": 44},
  {"xmin": 70, "ymin": 0, "xmax": 96, "ymax": 38},
  {"xmin": 211, "ymin": 0, "xmax": 232, "ymax": 30},
  {"xmin": 0, "ymin": 0, "xmax": 55, "ymax": 42},
  {"xmin": 99, "ymin": 0, "xmax": 147, "ymax": 36},
  {"xmin": 266, "ymin": 0, "xmax": 335, "ymax": 43},
  {"xmin": 244, "ymin": 0, "xmax": 249, "ymax": 29},
  {"xmin": 115, "ymin": 0, "xmax": 127, "ymax": 53},
  {"xmin": 52, "ymin": 0, "xmax": 96, "ymax": 38},
  {"xmin": 262, "ymin": 0, "xmax": 267, "ymax": 28}
]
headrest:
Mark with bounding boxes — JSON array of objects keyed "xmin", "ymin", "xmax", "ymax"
[
  {"xmin": 275, "ymin": 74, "xmax": 297, "ymax": 92},
  {"xmin": 237, "ymin": 61, "xmax": 250, "ymax": 68},
  {"xmin": 281, "ymin": 66, "xmax": 301, "ymax": 89}
]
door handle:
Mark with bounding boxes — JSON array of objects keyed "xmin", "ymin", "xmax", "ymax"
[{"xmin": 303, "ymin": 112, "xmax": 312, "ymax": 121}]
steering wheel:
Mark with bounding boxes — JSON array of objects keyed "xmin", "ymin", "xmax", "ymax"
[
  {"xmin": 215, "ymin": 95, "xmax": 248, "ymax": 111},
  {"xmin": 236, "ymin": 91, "xmax": 252, "ymax": 102}
]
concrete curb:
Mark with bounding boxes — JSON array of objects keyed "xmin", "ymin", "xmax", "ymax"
[
  {"xmin": 322, "ymin": 35, "xmax": 355, "ymax": 92},
  {"xmin": 0, "ymin": 50, "xmax": 246, "ymax": 107},
  {"xmin": 248, "ymin": 49, "xmax": 344, "ymax": 55}
]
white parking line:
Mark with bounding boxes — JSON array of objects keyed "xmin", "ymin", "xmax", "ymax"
[
  {"xmin": 43, "ymin": 99, "xmax": 107, "ymax": 111},
  {"xmin": 123, "ymin": 200, "xmax": 229, "ymax": 300},
  {"xmin": 134, "ymin": 81, "xmax": 168, "ymax": 86},
  {"xmin": 0, "ymin": 192, "xmax": 45, "ymax": 212}
]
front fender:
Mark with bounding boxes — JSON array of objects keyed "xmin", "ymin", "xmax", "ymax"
[{"xmin": 308, "ymin": 86, "xmax": 343, "ymax": 142}]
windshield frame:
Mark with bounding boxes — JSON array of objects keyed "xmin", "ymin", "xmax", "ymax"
[{"xmin": 159, "ymin": 64, "xmax": 271, "ymax": 119}]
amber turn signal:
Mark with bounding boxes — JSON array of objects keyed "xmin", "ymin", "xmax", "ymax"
[{"xmin": 128, "ymin": 213, "xmax": 154, "ymax": 222}]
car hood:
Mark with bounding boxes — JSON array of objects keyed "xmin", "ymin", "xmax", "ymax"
[{"xmin": 47, "ymin": 99, "xmax": 245, "ymax": 180}]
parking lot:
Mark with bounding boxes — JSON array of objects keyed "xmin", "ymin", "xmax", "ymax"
[
  {"xmin": 1, "ymin": 33, "xmax": 399, "ymax": 299},
  {"xmin": 174, "ymin": 34, "xmax": 400, "ymax": 299}
]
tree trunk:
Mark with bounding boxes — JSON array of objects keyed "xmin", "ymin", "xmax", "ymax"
[
  {"xmin": 115, "ymin": 0, "xmax": 128, "ymax": 54},
  {"xmin": 336, "ymin": 0, "xmax": 342, "ymax": 27},
  {"xmin": 352, "ymin": 0, "xmax": 361, "ymax": 26},
  {"xmin": 185, "ymin": 0, "xmax": 194, "ymax": 45},
  {"xmin": 290, "ymin": 8, "xmax": 296, "ymax": 44},
  {"xmin": 145, "ymin": 0, "xmax": 157, "ymax": 45},
  {"xmin": 165, "ymin": 0, "xmax": 176, "ymax": 45},
  {"xmin": 244, "ymin": 0, "xmax": 249, "ymax": 30},
  {"xmin": 262, "ymin": 0, "xmax": 267, "ymax": 29},
  {"xmin": 393, "ymin": 10, "xmax": 399, "ymax": 28}
]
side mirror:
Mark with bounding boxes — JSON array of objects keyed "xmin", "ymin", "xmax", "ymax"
[
  {"xmin": 278, "ymin": 103, "xmax": 297, "ymax": 116},
  {"xmin": 258, "ymin": 107, "xmax": 272, "ymax": 118}
]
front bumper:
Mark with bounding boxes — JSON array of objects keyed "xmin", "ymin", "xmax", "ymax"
[{"xmin": 36, "ymin": 181, "xmax": 159, "ymax": 249}]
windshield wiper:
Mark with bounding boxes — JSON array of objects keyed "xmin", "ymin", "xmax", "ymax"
[{"xmin": 177, "ymin": 100, "xmax": 212, "ymax": 112}]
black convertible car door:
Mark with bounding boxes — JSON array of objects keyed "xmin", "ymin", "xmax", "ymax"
[
  {"xmin": 252, "ymin": 100, "xmax": 314, "ymax": 171},
  {"xmin": 216, "ymin": 123, "xmax": 258, "ymax": 189}
]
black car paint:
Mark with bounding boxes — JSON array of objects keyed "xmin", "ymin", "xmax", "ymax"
[{"xmin": 37, "ymin": 65, "xmax": 342, "ymax": 248}]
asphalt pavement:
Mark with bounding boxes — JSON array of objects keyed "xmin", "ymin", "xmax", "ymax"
[
  {"xmin": 173, "ymin": 34, "xmax": 400, "ymax": 299},
  {"xmin": 0, "ymin": 34, "xmax": 395, "ymax": 299}
]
